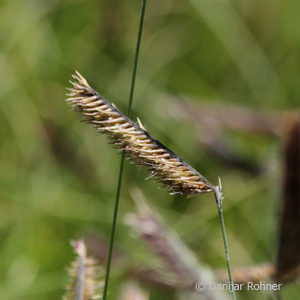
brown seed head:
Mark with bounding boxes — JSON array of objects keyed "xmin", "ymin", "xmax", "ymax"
[{"xmin": 66, "ymin": 71, "xmax": 213, "ymax": 195}]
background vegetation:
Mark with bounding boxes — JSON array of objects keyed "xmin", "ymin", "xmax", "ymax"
[{"xmin": 0, "ymin": 0, "xmax": 299, "ymax": 299}]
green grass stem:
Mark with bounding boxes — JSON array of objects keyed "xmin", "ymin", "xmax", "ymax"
[
  {"xmin": 102, "ymin": 1, "xmax": 147, "ymax": 299},
  {"xmin": 214, "ymin": 180, "xmax": 237, "ymax": 300}
]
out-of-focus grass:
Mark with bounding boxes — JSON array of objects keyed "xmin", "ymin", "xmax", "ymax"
[{"xmin": 0, "ymin": 0, "xmax": 299, "ymax": 299}]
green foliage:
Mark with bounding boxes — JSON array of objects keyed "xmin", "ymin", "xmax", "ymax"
[{"xmin": 0, "ymin": 0, "xmax": 299, "ymax": 299}]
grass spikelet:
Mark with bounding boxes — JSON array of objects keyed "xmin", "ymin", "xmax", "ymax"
[
  {"xmin": 66, "ymin": 72, "xmax": 213, "ymax": 195},
  {"xmin": 125, "ymin": 189, "xmax": 227, "ymax": 300},
  {"xmin": 64, "ymin": 240, "xmax": 104, "ymax": 300},
  {"xmin": 125, "ymin": 189, "xmax": 201, "ymax": 286}
]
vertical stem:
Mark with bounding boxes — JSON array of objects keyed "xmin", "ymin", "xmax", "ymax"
[
  {"xmin": 102, "ymin": 1, "xmax": 147, "ymax": 299},
  {"xmin": 127, "ymin": 0, "xmax": 147, "ymax": 115},
  {"xmin": 214, "ymin": 186, "xmax": 237, "ymax": 300}
]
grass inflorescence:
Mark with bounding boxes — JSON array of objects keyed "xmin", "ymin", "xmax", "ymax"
[
  {"xmin": 66, "ymin": 72, "xmax": 236, "ymax": 299},
  {"xmin": 64, "ymin": 240, "xmax": 104, "ymax": 300},
  {"xmin": 67, "ymin": 72, "xmax": 213, "ymax": 195}
]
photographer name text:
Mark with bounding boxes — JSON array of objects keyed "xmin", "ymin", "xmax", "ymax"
[{"xmin": 195, "ymin": 281, "xmax": 282, "ymax": 292}]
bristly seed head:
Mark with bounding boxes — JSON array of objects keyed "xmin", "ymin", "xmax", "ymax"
[
  {"xmin": 64, "ymin": 240, "xmax": 104, "ymax": 300},
  {"xmin": 66, "ymin": 71, "xmax": 213, "ymax": 195}
]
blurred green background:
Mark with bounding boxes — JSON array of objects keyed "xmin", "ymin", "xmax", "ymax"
[{"xmin": 0, "ymin": 0, "xmax": 299, "ymax": 299}]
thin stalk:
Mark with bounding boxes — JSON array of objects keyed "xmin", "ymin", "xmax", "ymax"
[
  {"xmin": 102, "ymin": 1, "xmax": 147, "ymax": 300},
  {"xmin": 77, "ymin": 252, "xmax": 85, "ymax": 300},
  {"xmin": 214, "ymin": 181, "xmax": 237, "ymax": 300}
]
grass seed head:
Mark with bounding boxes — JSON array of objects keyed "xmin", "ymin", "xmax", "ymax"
[
  {"xmin": 66, "ymin": 72, "xmax": 213, "ymax": 195},
  {"xmin": 64, "ymin": 240, "xmax": 104, "ymax": 300}
]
